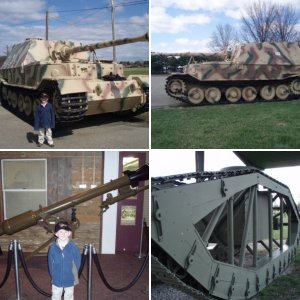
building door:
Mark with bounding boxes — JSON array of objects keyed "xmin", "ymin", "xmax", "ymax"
[{"xmin": 115, "ymin": 152, "xmax": 146, "ymax": 253}]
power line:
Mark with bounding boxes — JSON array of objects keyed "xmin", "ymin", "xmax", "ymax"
[
  {"xmin": 51, "ymin": 0, "xmax": 148, "ymax": 14},
  {"xmin": 53, "ymin": 6, "xmax": 109, "ymax": 14}
]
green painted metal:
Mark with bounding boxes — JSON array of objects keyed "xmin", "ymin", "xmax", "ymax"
[{"xmin": 152, "ymin": 169, "xmax": 300, "ymax": 300}]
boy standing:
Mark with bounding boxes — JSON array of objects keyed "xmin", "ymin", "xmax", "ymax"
[
  {"xmin": 48, "ymin": 221, "xmax": 81, "ymax": 300},
  {"xmin": 34, "ymin": 93, "xmax": 55, "ymax": 147}
]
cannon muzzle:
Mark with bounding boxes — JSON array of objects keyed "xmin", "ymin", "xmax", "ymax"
[
  {"xmin": 124, "ymin": 164, "xmax": 149, "ymax": 187},
  {"xmin": 58, "ymin": 33, "xmax": 149, "ymax": 61}
]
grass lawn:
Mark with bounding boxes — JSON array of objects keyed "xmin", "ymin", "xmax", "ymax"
[
  {"xmin": 257, "ymin": 247, "xmax": 300, "ymax": 299},
  {"xmin": 124, "ymin": 67, "xmax": 149, "ymax": 76},
  {"xmin": 151, "ymin": 100, "xmax": 300, "ymax": 149}
]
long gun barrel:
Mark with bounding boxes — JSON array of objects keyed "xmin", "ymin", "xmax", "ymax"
[
  {"xmin": 0, "ymin": 164, "xmax": 149, "ymax": 236},
  {"xmin": 58, "ymin": 33, "xmax": 149, "ymax": 60}
]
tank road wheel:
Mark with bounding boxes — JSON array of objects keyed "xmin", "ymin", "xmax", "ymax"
[
  {"xmin": 290, "ymin": 78, "xmax": 300, "ymax": 95},
  {"xmin": 260, "ymin": 85, "xmax": 275, "ymax": 101},
  {"xmin": 187, "ymin": 87, "xmax": 205, "ymax": 105},
  {"xmin": 225, "ymin": 87, "xmax": 241, "ymax": 103},
  {"xmin": 7, "ymin": 90, "xmax": 12, "ymax": 106},
  {"xmin": 17, "ymin": 94, "xmax": 24, "ymax": 112},
  {"xmin": 205, "ymin": 87, "xmax": 221, "ymax": 104},
  {"xmin": 242, "ymin": 86, "xmax": 257, "ymax": 102},
  {"xmin": 33, "ymin": 98, "xmax": 40, "ymax": 115},
  {"xmin": 1, "ymin": 86, "xmax": 8, "ymax": 103},
  {"xmin": 276, "ymin": 84, "xmax": 290, "ymax": 100},
  {"xmin": 166, "ymin": 79, "xmax": 186, "ymax": 96},
  {"xmin": 23, "ymin": 96, "xmax": 32, "ymax": 117},
  {"xmin": 11, "ymin": 92, "xmax": 18, "ymax": 109}
]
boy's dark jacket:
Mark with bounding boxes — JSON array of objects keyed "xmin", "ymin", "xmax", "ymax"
[
  {"xmin": 48, "ymin": 241, "xmax": 81, "ymax": 287},
  {"xmin": 34, "ymin": 103, "xmax": 55, "ymax": 131}
]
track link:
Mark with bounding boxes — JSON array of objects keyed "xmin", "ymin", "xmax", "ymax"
[{"xmin": 57, "ymin": 93, "xmax": 88, "ymax": 122}]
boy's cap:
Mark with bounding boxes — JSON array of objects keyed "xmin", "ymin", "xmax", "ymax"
[
  {"xmin": 54, "ymin": 221, "xmax": 71, "ymax": 233},
  {"xmin": 41, "ymin": 93, "xmax": 49, "ymax": 99}
]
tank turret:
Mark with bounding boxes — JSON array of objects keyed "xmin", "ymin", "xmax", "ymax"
[
  {"xmin": 164, "ymin": 41, "xmax": 300, "ymax": 105},
  {"xmin": 0, "ymin": 33, "xmax": 149, "ymax": 122}
]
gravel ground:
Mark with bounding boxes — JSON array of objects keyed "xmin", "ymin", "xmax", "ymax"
[{"xmin": 152, "ymin": 282, "xmax": 197, "ymax": 300}]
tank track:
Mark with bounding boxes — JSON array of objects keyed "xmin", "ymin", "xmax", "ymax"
[
  {"xmin": 165, "ymin": 75, "xmax": 190, "ymax": 105},
  {"xmin": 152, "ymin": 168, "xmax": 288, "ymax": 190},
  {"xmin": 0, "ymin": 84, "xmax": 88, "ymax": 123},
  {"xmin": 152, "ymin": 168, "xmax": 296, "ymax": 299},
  {"xmin": 165, "ymin": 74, "xmax": 300, "ymax": 106},
  {"xmin": 56, "ymin": 92, "xmax": 88, "ymax": 122}
]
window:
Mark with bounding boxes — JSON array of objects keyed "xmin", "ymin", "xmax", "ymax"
[{"xmin": 1, "ymin": 159, "xmax": 47, "ymax": 219}]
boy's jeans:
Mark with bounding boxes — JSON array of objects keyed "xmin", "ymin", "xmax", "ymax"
[
  {"xmin": 38, "ymin": 128, "xmax": 54, "ymax": 145},
  {"xmin": 52, "ymin": 285, "xmax": 74, "ymax": 300}
]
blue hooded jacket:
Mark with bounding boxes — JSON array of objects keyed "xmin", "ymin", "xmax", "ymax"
[
  {"xmin": 48, "ymin": 241, "xmax": 81, "ymax": 288},
  {"xmin": 34, "ymin": 102, "xmax": 55, "ymax": 131}
]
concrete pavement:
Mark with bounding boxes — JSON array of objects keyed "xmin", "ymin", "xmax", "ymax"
[{"xmin": 0, "ymin": 103, "xmax": 149, "ymax": 149}]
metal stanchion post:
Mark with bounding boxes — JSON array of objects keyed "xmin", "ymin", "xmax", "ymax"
[
  {"xmin": 136, "ymin": 218, "xmax": 145, "ymax": 259},
  {"xmin": 87, "ymin": 244, "xmax": 93, "ymax": 300},
  {"xmin": 8, "ymin": 241, "xmax": 29, "ymax": 300},
  {"xmin": 14, "ymin": 240, "xmax": 21, "ymax": 300}
]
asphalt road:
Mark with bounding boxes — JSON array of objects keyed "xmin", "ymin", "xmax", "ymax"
[
  {"xmin": 151, "ymin": 75, "xmax": 187, "ymax": 108},
  {"xmin": 0, "ymin": 103, "xmax": 149, "ymax": 149}
]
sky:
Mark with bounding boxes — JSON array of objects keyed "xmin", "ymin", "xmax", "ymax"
[
  {"xmin": 151, "ymin": 0, "xmax": 300, "ymax": 53},
  {"xmin": 0, "ymin": 0, "xmax": 149, "ymax": 61},
  {"xmin": 151, "ymin": 150, "xmax": 300, "ymax": 204}
]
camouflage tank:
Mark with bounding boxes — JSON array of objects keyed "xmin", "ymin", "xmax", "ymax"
[
  {"xmin": 164, "ymin": 42, "xmax": 300, "ymax": 105},
  {"xmin": 0, "ymin": 33, "xmax": 148, "ymax": 122}
]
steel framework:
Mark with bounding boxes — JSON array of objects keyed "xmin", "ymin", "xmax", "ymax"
[{"xmin": 152, "ymin": 168, "xmax": 300, "ymax": 299}]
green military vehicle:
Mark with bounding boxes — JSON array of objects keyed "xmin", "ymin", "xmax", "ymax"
[{"xmin": 152, "ymin": 168, "xmax": 300, "ymax": 299}]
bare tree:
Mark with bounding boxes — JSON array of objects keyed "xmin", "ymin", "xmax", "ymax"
[
  {"xmin": 273, "ymin": 4, "xmax": 299, "ymax": 42},
  {"xmin": 241, "ymin": 0, "xmax": 299, "ymax": 43},
  {"xmin": 209, "ymin": 24, "xmax": 238, "ymax": 53},
  {"xmin": 3, "ymin": 45, "xmax": 11, "ymax": 56},
  {"xmin": 241, "ymin": 0, "xmax": 277, "ymax": 43}
]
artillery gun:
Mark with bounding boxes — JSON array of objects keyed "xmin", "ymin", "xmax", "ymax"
[
  {"xmin": 0, "ymin": 164, "xmax": 148, "ymax": 255},
  {"xmin": 0, "ymin": 34, "xmax": 148, "ymax": 122},
  {"xmin": 152, "ymin": 168, "xmax": 300, "ymax": 299},
  {"xmin": 163, "ymin": 42, "xmax": 300, "ymax": 105}
]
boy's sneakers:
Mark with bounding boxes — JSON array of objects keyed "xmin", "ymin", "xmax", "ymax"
[{"xmin": 49, "ymin": 144, "xmax": 55, "ymax": 147}]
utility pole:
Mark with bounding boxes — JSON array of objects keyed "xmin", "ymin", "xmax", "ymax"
[
  {"xmin": 46, "ymin": 10, "xmax": 49, "ymax": 40},
  {"xmin": 110, "ymin": 0, "xmax": 116, "ymax": 61},
  {"xmin": 195, "ymin": 151, "xmax": 204, "ymax": 183}
]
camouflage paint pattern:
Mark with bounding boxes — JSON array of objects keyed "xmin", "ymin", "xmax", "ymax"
[
  {"xmin": 0, "ymin": 34, "xmax": 148, "ymax": 119},
  {"xmin": 165, "ymin": 41, "xmax": 300, "ymax": 104},
  {"xmin": 185, "ymin": 42, "xmax": 300, "ymax": 82}
]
